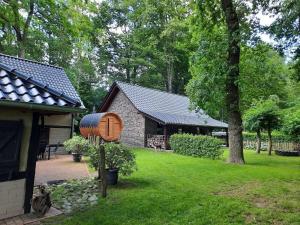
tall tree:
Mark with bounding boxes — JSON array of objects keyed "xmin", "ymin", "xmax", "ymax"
[
  {"xmin": 187, "ymin": 0, "xmax": 248, "ymax": 163},
  {"xmin": 0, "ymin": 0, "xmax": 35, "ymax": 57},
  {"xmin": 244, "ymin": 97, "xmax": 281, "ymax": 155},
  {"xmin": 221, "ymin": 0, "xmax": 244, "ymax": 163},
  {"xmin": 92, "ymin": 0, "xmax": 192, "ymax": 94}
]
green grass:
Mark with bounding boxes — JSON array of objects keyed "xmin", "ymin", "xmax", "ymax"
[{"xmin": 47, "ymin": 148, "xmax": 300, "ymax": 225}]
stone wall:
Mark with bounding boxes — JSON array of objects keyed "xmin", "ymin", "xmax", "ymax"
[{"xmin": 107, "ymin": 91, "xmax": 145, "ymax": 147}]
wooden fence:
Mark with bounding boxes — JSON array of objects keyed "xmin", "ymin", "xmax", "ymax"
[
  {"xmin": 146, "ymin": 134, "xmax": 299, "ymax": 151},
  {"xmin": 243, "ymin": 140, "xmax": 299, "ymax": 151}
]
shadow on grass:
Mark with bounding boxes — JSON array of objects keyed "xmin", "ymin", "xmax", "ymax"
[
  {"xmin": 246, "ymin": 156, "xmax": 300, "ymax": 168},
  {"xmin": 110, "ymin": 177, "xmax": 152, "ymax": 190}
]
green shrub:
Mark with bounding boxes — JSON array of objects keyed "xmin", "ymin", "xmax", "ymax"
[
  {"xmin": 282, "ymin": 107, "xmax": 300, "ymax": 142},
  {"xmin": 63, "ymin": 135, "xmax": 90, "ymax": 154},
  {"xmin": 87, "ymin": 143, "xmax": 137, "ymax": 176},
  {"xmin": 169, "ymin": 134, "xmax": 223, "ymax": 159}
]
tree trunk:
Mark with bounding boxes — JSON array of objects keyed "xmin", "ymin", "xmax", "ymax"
[
  {"xmin": 132, "ymin": 66, "xmax": 137, "ymax": 84},
  {"xmin": 99, "ymin": 144, "xmax": 107, "ymax": 198},
  {"xmin": 221, "ymin": 0, "xmax": 244, "ymax": 164},
  {"xmin": 166, "ymin": 58, "xmax": 173, "ymax": 93},
  {"xmin": 126, "ymin": 66, "xmax": 130, "ymax": 83},
  {"xmin": 17, "ymin": 38, "xmax": 25, "ymax": 58},
  {"xmin": 267, "ymin": 127, "xmax": 272, "ymax": 155},
  {"xmin": 256, "ymin": 130, "xmax": 261, "ymax": 154}
]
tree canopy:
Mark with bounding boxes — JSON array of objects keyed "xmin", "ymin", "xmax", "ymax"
[{"xmin": 0, "ymin": 0, "xmax": 298, "ymax": 158}]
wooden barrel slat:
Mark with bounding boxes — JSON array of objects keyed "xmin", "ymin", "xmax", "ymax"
[{"xmin": 80, "ymin": 112, "xmax": 123, "ymax": 141}]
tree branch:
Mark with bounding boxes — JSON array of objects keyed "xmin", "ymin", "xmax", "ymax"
[
  {"xmin": 10, "ymin": 1, "xmax": 22, "ymax": 41},
  {"xmin": 23, "ymin": 0, "xmax": 35, "ymax": 39}
]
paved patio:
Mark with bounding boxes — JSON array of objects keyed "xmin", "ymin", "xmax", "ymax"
[
  {"xmin": 0, "ymin": 207, "xmax": 62, "ymax": 225},
  {"xmin": 35, "ymin": 155, "xmax": 90, "ymax": 185}
]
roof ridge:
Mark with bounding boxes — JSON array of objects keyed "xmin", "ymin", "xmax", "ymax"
[
  {"xmin": 115, "ymin": 81, "xmax": 188, "ymax": 99},
  {"xmin": 0, "ymin": 53, "xmax": 64, "ymax": 70}
]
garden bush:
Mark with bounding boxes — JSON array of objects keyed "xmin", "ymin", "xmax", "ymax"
[
  {"xmin": 63, "ymin": 135, "xmax": 90, "ymax": 154},
  {"xmin": 169, "ymin": 134, "xmax": 223, "ymax": 159},
  {"xmin": 88, "ymin": 143, "xmax": 137, "ymax": 176}
]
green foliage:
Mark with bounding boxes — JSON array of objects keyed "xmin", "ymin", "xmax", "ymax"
[
  {"xmin": 239, "ymin": 44, "xmax": 288, "ymax": 111},
  {"xmin": 63, "ymin": 135, "xmax": 89, "ymax": 154},
  {"xmin": 243, "ymin": 97, "xmax": 281, "ymax": 133},
  {"xmin": 187, "ymin": 24, "xmax": 228, "ymax": 117},
  {"xmin": 88, "ymin": 143, "xmax": 137, "ymax": 176},
  {"xmin": 169, "ymin": 133, "xmax": 223, "ymax": 159},
  {"xmin": 92, "ymin": 0, "xmax": 193, "ymax": 93},
  {"xmin": 264, "ymin": 0, "xmax": 300, "ymax": 81},
  {"xmin": 46, "ymin": 178, "xmax": 98, "ymax": 213},
  {"xmin": 243, "ymin": 131, "xmax": 291, "ymax": 142},
  {"xmin": 282, "ymin": 107, "xmax": 300, "ymax": 142}
]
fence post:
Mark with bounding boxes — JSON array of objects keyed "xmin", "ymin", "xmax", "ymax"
[{"xmin": 99, "ymin": 143, "xmax": 107, "ymax": 198}]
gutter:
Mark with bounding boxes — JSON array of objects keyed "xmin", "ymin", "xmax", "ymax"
[{"xmin": 0, "ymin": 100, "xmax": 86, "ymax": 113}]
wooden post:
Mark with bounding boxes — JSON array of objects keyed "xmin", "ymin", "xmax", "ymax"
[
  {"xmin": 225, "ymin": 128, "xmax": 229, "ymax": 147},
  {"xmin": 98, "ymin": 142, "xmax": 107, "ymax": 198},
  {"xmin": 24, "ymin": 112, "xmax": 40, "ymax": 213},
  {"xmin": 163, "ymin": 125, "xmax": 168, "ymax": 150}
]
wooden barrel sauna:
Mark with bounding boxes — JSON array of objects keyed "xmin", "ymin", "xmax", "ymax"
[{"xmin": 80, "ymin": 112, "xmax": 123, "ymax": 141}]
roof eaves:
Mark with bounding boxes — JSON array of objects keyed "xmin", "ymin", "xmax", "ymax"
[
  {"xmin": 0, "ymin": 99, "xmax": 86, "ymax": 113},
  {"xmin": 142, "ymin": 111, "xmax": 166, "ymax": 125},
  {"xmin": 0, "ymin": 62, "xmax": 82, "ymax": 107}
]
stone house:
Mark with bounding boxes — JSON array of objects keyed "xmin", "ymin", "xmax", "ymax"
[
  {"xmin": 0, "ymin": 53, "xmax": 84, "ymax": 219},
  {"xmin": 99, "ymin": 81, "xmax": 228, "ymax": 148}
]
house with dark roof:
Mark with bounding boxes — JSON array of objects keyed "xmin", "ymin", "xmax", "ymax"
[
  {"xmin": 99, "ymin": 81, "xmax": 228, "ymax": 148},
  {"xmin": 0, "ymin": 53, "xmax": 84, "ymax": 219}
]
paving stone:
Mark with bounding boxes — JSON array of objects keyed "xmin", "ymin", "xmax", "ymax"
[{"xmin": 35, "ymin": 155, "xmax": 90, "ymax": 185}]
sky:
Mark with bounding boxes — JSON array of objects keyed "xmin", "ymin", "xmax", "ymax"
[{"xmin": 257, "ymin": 11, "xmax": 276, "ymax": 44}]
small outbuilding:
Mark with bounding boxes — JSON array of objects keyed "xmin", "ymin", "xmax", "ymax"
[
  {"xmin": 99, "ymin": 81, "xmax": 228, "ymax": 149},
  {"xmin": 0, "ymin": 54, "xmax": 84, "ymax": 219}
]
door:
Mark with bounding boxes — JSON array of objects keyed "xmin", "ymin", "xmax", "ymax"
[{"xmin": 0, "ymin": 120, "xmax": 23, "ymax": 181}]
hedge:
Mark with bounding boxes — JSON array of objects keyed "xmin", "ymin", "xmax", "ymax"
[{"xmin": 169, "ymin": 134, "xmax": 223, "ymax": 159}]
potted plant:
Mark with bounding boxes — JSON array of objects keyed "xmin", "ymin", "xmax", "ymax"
[
  {"xmin": 63, "ymin": 136, "xmax": 89, "ymax": 162},
  {"xmin": 104, "ymin": 143, "xmax": 137, "ymax": 185},
  {"xmin": 87, "ymin": 143, "xmax": 137, "ymax": 185}
]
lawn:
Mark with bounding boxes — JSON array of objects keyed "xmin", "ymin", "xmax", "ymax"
[{"xmin": 47, "ymin": 148, "xmax": 300, "ymax": 225}]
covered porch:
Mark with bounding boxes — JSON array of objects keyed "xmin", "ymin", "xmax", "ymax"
[{"xmin": 145, "ymin": 123, "xmax": 229, "ymax": 150}]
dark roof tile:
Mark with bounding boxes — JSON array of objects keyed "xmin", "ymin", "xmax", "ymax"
[
  {"xmin": 0, "ymin": 68, "xmax": 79, "ymax": 108},
  {"xmin": 0, "ymin": 91, "xmax": 6, "ymax": 99},
  {"xmin": 115, "ymin": 81, "xmax": 228, "ymax": 128},
  {"xmin": 21, "ymin": 94, "xmax": 33, "ymax": 102},
  {"xmin": 16, "ymin": 86, "xmax": 27, "ymax": 95},
  {"xmin": 0, "ymin": 53, "xmax": 84, "ymax": 108},
  {"xmin": 13, "ymin": 78, "xmax": 23, "ymax": 87},
  {"xmin": 0, "ymin": 77, "xmax": 10, "ymax": 85},
  {"xmin": 0, "ymin": 53, "xmax": 81, "ymax": 103},
  {"xmin": 7, "ymin": 92, "xmax": 20, "ymax": 101},
  {"xmin": 28, "ymin": 87, "xmax": 39, "ymax": 96}
]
